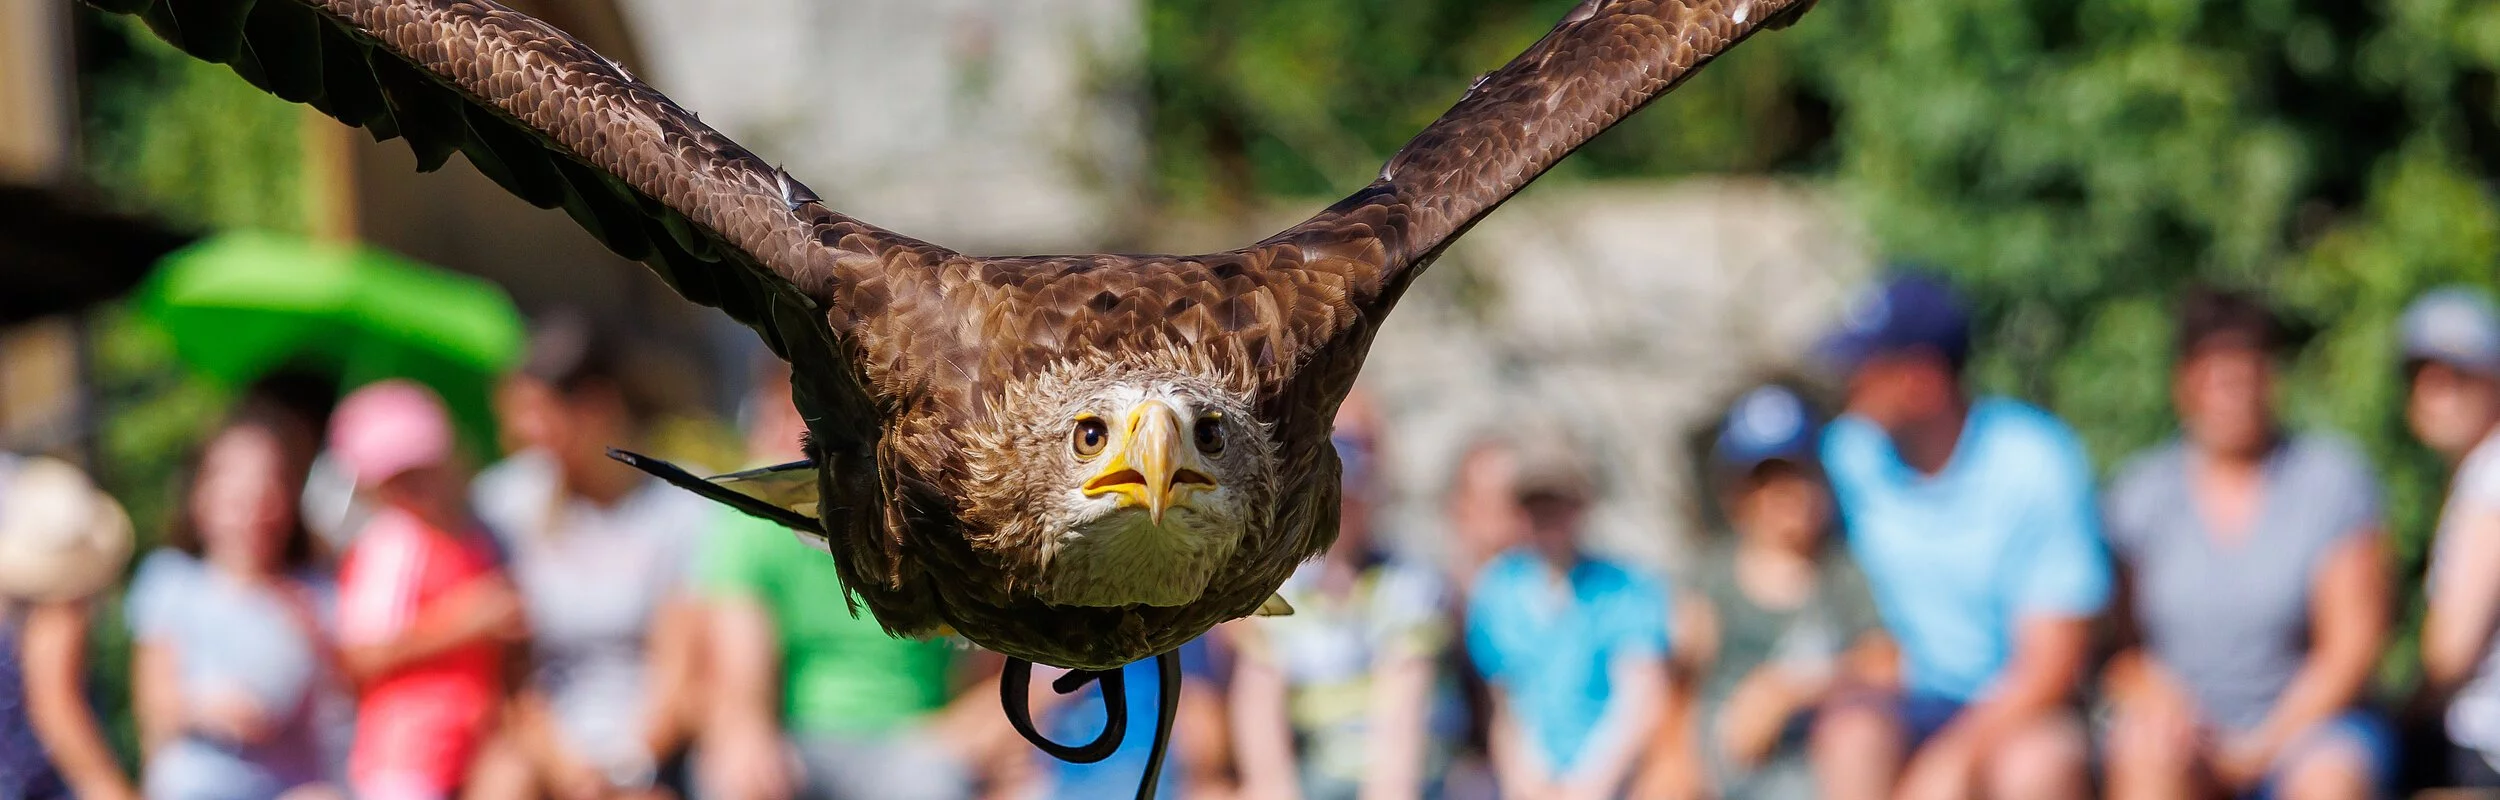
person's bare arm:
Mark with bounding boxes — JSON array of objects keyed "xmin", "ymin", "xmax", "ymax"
[
  {"xmin": 1230, "ymin": 652, "xmax": 1304, "ymax": 800},
  {"xmin": 928, "ymin": 660, "xmax": 1015, "ymax": 769},
  {"xmin": 2229, "ymin": 532, "xmax": 2389, "ymax": 780},
  {"xmin": 639, "ymin": 596, "xmax": 705, "ymax": 757},
  {"xmin": 513, "ymin": 689, "xmax": 606, "ymax": 800},
  {"xmin": 340, "ymin": 575, "xmax": 523, "ymax": 684},
  {"xmin": 1560, "ymin": 653, "xmax": 1668, "ymax": 800},
  {"xmin": 1838, "ymin": 632, "xmax": 1900, "ymax": 693},
  {"xmin": 1178, "ymin": 672, "xmax": 1240, "ymax": 800},
  {"xmin": 1920, "ymin": 615, "xmax": 2092, "ymax": 760},
  {"xmin": 1638, "ymin": 663, "xmax": 1706, "ymax": 800},
  {"xmin": 1359, "ymin": 652, "xmax": 1434, "ymax": 800},
  {"xmin": 702, "ymin": 595, "xmax": 793, "ymax": 800},
  {"xmin": 2426, "ymin": 509, "xmax": 2500, "ymax": 702},
  {"xmin": 1487, "ymin": 690, "xmax": 1555, "ymax": 799},
  {"xmin": 1638, "ymin": 593, "xmax": 1715, "ymax": 800},
  {"xmin": 131, "ymin": 640, "xmax": 182, "ymax": 760},
  {"xmin": 21, "ymin": 601, "xmax": 138, "ymax": 800}
]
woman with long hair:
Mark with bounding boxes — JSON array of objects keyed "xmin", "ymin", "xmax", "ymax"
[{"xmin": 127, "ymin": 402, "xmax": 348, "ymax": 800}]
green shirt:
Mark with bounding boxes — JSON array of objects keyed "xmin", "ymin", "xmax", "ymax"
[{"xmin": 698, "ymin": 511, "xmax": 956, "ymax": 735}]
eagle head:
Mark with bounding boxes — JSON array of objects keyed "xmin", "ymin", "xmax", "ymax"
[{"xmin": 964, "ymin": 362, "xmax": 1281, "ymax": 611}]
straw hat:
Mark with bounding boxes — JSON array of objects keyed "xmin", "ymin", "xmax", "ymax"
[{"xmin": 0, "ymin": 455, "xmax": 135, "ymax": 603}]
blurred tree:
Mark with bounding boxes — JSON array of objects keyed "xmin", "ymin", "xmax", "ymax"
[
  {"xmin": 1141, "ymin": 0, "xmax": 1827, "ymax": 211},
  {"xmin": 68, "ymin": 9, "xmax": 314, "ymax": 764},
  {"xmin": 1790, "ymin": 0, "xmax": 2500, "ymax": 683},
  {"xmin": 76, "ymin": 8, "xmax": 307, "ymax": 549},
  {"xmin": 1146, "ymin": 0, "xmax": 2500, "ymax": 681}
]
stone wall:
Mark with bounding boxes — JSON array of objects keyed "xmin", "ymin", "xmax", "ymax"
[
  {"xmin": 614, "ymin": 0, "xmax": 1145, "ymax": 254},
  {"xmin": 1353, "ymin": 178, "xmax": 1872, "ymax": 572}
]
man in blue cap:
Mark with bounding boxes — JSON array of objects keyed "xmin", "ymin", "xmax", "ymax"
[
  {"xmin": 2399, "ymin": 286, "xmax": 2500, "ymax": 788},
  {"xmin": 1808, "ymin": 274, "xmax": 2108, "ymax": 800}
]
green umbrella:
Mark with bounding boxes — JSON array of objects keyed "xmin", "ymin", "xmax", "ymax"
[{"xmin": 136, "ymin": 230, "xmax": 525, "ymax": 455}]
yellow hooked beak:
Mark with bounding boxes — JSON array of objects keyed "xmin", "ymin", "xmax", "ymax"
[{"xmin": 1082, "ymin": 400, "xmax": 1216, "ymax": 523}]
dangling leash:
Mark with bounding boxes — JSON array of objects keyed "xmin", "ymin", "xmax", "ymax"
[{"xmin": 1000, "ymin": 652, "xmax": 1183, "ymax": 800}]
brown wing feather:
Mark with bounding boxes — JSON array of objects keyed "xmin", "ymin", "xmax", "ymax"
[
  {"xmin": 1254, "ymin": 0, "xmax": 1815, "ymax": 338},
  {"xmin": 90, "ymin": 0, "xmax": 955, "ymax": 444}
]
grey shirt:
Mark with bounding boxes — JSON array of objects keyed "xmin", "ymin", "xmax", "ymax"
[
  {"xmin": 473, "ymin": 451, "xmax": 710, "ymax": 763},
  {"xmin": 2104, "ymin": 434, "xmax": 2380, "ymax": 732}
]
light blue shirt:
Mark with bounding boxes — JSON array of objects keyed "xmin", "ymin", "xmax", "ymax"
[
  {"xmin": 124, "ymin": 549, "xmax": 350, "ymax": 800},
  {"xmin": 1466, "ymin": 549, "xmax": 1671, "ymax": 773},
  {"xmin": 1822, "ymin": 397, "xmax": 2111, "ymax": 702}
]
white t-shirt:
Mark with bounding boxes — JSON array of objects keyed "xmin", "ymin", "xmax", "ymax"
[
  {"xmin": 472, "ymin": 450, "xmax": 711, "ymax": 763},
  {"xmin": 2436, "ymin": 431, "xmax": 2500, "ymax": 763}
]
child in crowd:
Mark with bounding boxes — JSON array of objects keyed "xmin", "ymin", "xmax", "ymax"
[
  {"xmin": 330, "ymin": 381, "xmax": 522, "ymax": 800},
  {"xmin": 2399, "ymin": 287, "xmax": 2500, "ymax": 789},
  {"xmin": 1466, "ymin": 435, "xmax": 1671, "ymax": 800},
  {"xmin": 1643, "ymin": 385, "xmax": 1884, "ymax": 800}
]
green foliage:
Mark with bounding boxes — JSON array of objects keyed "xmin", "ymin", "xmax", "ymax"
[
  {"xmin": 1146, "ymin": 0, "xmax": 2500, "ymax": 680},
  {"xmin": 80, "ymin": 13, "xmax": 308, "ymax": 234},
  {"xmin": 77, "ymin": 8, "xmax": 314, "ymax": 534},
  {"xmin": 1141, "ymin": 0, "xmax": 1823, "ymax": 208},
  {"xmin": 71, "ymin": 9, "xmax": 314, "ymax": 763}
]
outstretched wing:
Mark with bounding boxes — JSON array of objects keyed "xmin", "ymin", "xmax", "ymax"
[
  {"xmin": 87, "ymin": 0, "xmax": 947, "ymax": 447},
  {"xmin": 1251, "ymin": 0, "xmax": 1817, "ymax": 326}
]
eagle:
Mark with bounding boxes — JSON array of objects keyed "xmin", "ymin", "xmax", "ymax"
[{"xmin": 84, "ymin": 0, "xmax": 1809, "ymax": 679}]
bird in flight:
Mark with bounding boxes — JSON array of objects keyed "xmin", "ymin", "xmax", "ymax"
[{"xmin": 84, "ymin": 0, "xmax": 1813, "ymax": 791}]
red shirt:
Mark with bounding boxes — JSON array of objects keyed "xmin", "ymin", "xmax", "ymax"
[{"xmin": 336, "ymin": 506, "xmax": 504, "ymax": 797}]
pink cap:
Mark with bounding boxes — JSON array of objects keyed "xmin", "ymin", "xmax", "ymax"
[{"xmin": 329, "ymin": 379, "xmax": 455, "ymax": 486}]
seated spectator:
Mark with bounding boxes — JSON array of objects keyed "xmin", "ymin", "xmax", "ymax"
[
  {"xmin": 127, "ymin": 404, "xmax": 352, "ymax": 800},
  {"xmin": 468, "ymin": 316, "xmax": 707, "ymax": 799},
  {"xmin": 1642, "ymin": 385, "xmax": 1884, "ymax": 800},
  {"xmin": 2101, "ymin": 288, "xmax": 2391, "ymax": 800},
  {"xmin": 330, "ymin": 381, "xmax": 523, "ymax": 800},
  {"xmin": 0, "ymin": 453, "xmax": 140, "ymax": 800},
  {"xmin": 698, "ymin": 363, "xmax": 1001, "ymax": 800},
  {"xmin": 1231, "ymin": 391, "xmax": 1447, "ymax": 800},
  {"xmin": 1466, "ymin": 437, "xmax": 1670, "ymax": 800},
  {"xmin": 2398, "ymin": 287, "xmax": 2500, "ymax": 788},
  {"xmin": 1432, "ymin": 435, "xmax": 1527, "ymax": 800},
  {"xmin": 1809, "ymin": 274, "xmax": 2107, "ymax": 800}
]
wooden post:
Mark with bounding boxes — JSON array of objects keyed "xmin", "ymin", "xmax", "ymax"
[
  {"xmin": 302, "ymin": 109, "xmax": 362, "ymax": 243},
  {"xmin": 0, "ymin": 0, "xmax": 70, "ymax": 182},
  {"xmin": 0, "ymin": 0, "xmax": 93, "ymax": 462}
]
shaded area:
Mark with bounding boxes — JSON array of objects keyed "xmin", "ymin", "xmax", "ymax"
[{"xmin": 0, "ymin": 182, "xmax": 194, "ymax": 325}]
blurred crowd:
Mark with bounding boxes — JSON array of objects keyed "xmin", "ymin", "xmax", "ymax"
[{"xmin": 9, "ymin": 275, "xmax": 2500, "ymax": 800}]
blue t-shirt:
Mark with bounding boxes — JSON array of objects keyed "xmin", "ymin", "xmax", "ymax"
[
  {"xmin": 1465, "ymin": 549, "xmax": 1671, "ymax": 773},
  {"xmin": 1821, "ymin": 397, "xmax": 2112, "ymax": 702}
]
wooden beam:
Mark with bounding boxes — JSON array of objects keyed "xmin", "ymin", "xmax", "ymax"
[
  {"xmin": 303, "ymin": 109, "xmax": 361, "ymax": 243},
  {"xmin": 0, "ymin": 0, "xmax": 71, "ymax": 182}
]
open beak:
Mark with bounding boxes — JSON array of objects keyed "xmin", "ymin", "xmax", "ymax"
[{"xmin": 1082, "ymin": 400, "xmax": 1215, "ymax": 523}]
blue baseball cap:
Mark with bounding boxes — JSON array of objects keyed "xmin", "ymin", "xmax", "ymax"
[
  {"xmin": 2400, "ymin": 286, "xmax": 2500, "ymax": 379},
  {"xmin": 1713, "ymin": 385, "xmax": 1821, "ymax": 475},
  {"xmin": 1817, "ymin": 273, "xmax": 1972, "ymax": 375}
]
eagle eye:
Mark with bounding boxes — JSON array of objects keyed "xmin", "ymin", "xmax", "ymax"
[
  {"xmin": 1194, "ymin": 415, "xmax": 1225, "ymax": 454},
  {"xmin": 1072, "ymin": 416, "xmax": 1110, "ymax": 457}
]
